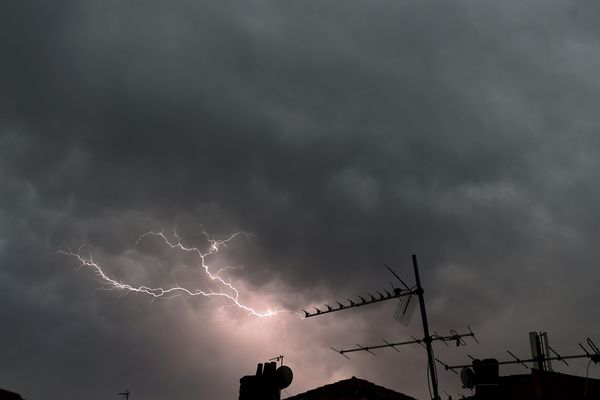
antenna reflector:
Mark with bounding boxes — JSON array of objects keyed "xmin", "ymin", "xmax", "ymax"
[{"xmin": 394, "ymin": 294, "xmax": 417, "ymax": 326}]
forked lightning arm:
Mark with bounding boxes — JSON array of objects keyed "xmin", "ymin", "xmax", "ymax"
[{"xmin": 60, "ymin": 229, "xmax": 280, "ymax": 318}]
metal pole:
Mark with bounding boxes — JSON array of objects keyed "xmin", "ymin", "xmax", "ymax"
[{"xmin": 412, "ymin": 254, "xmax": 440, "ymax": 400}]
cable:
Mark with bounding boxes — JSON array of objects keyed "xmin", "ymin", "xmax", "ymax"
[
  {"xmin": 433, "ymin": 354, "xmax": 439, "ymax": 385},
  {"xmin": 584, "ymin": 358, "xmax": 593, "ymax": 399},
  {"xmin": 431, "ymin": 352, "xmax": 439, "ymax": 399},
  {"xmin": 427, "ymin": 358, "xmax": 433, "ymax": 400}
]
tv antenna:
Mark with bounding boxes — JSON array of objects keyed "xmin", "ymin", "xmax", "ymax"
[
  {"xmin": 117, "ymin": 390, "xmax": 130, "ymax": 400},
  {"xmin": 447, "ymin": 332, "xmax": 600, "ymax": 376},
  {"xmin": 302, "ymin": 254, "xmax": 477, "ymax": 400},
  {"xmin": 269, "ymin": 354, "xmax": 285, "ymax": 367}
]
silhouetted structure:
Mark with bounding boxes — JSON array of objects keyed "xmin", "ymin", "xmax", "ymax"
[
  {"xmin": 460, "ymin": 368, "xmax": 600, "ymax": 400},
  {"xmin": 303, "ymin": 255, "xmax": 476, "ymax": 400},
  {"xmin": 0, "ymin": 388, "xmax": 23, "ymax": 400},
  {"xmin": 239, "ymin": 362, "xmax": 293, "ymax": 400},
  {"xmin": 451, "ymin": 332, "xmax": 600, "ymax": 399},
  {"xmin": 284, "ymin": 377, "xmax": 417, "ymax": 400}
]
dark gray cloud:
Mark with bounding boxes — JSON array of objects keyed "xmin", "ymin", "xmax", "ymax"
[{"xmin": 2, "ymin": 1, "xmax": 600, "ymax": 399}]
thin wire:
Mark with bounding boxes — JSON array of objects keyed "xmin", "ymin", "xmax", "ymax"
[
  {"xmin": 584, "ymin": 358, "xmax": 593, "ymax": 399},
  {"xmin": 433, "ymin": 353, "xmax": 439, "ymax": 384},
  {"xmin": 427, "ymin": 358, "xmax": 433, "ymax": 399},
  {"xmin": 425, "ymin": 347, "xmax": 441, "ymax": 400}
]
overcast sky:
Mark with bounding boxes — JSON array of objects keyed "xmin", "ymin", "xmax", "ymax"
[{"xmin": 2, "ymin": 1, "xmax": 600, "ymax": 399}]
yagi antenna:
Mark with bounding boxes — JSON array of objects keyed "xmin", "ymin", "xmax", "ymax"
[
  {"xmin": 301, "ymin": 288, "xmax": 414, "ymax": 318},
  {"xmin": 333, "ymin": 332, "xmax": 474, "ymax": 357},
  {"xmin": 302, "ymin": 265, "xmax": 418, "ymax": 321},
  {"xmin": 301, "ymin": 254, "xmax": 477, "ymax": 400},
  {"xmin": 448, "ymin": 348, "xmax": 600, "ymax": 370},
  {"xmin": 447, "ymin": 334, "xmax": 600, "ymax": 372},
  {"xmin": 269, "ymin": 354, "xmax": 285, "ymax": 367}
]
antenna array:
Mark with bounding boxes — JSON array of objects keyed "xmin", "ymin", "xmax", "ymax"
[
  {"xmin": 269, "ymin": 354, "xmax": 285, "ymax": 367},
  {"xmin": 447, "ymin": 335, "xmax": 600, "ymax": 371},
  {"xmin": 301, "ymin": 287, "xmax": 414, "ymax": 318},
  {"xmin": 301, "ymin": 254, "xmax": 477, "ymax": 400},
  {"xmin": 330, "ymin": 328, "xmax": 477, "ymax": 359}
]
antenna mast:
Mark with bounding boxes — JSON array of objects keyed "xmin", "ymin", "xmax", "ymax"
[
  {"xmin": 412, "ymin": 255, "xmax": 440, "ymax": 400},
  {"xmin": 302, "ymin": 254, "xmax": 476, "ymax": 400}
]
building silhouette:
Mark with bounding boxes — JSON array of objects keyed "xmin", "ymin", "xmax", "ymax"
[
  {"xmin": 463, "ymin": 368, "xmax": 600, "ymax": 400},
  {"xmin": 0, "ymin": 388, "xmax": 23, "ymax": 400},
  {"xmin": 284, "ymin": 377, "xmax": 417, "ymax": 400}
]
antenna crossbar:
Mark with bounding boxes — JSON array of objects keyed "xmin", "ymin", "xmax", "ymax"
[
  {"xmin": 548, "ymin": 345, "xmax": 569, "ymax": 366},
  {"xmin": 334, "ymin": 338, "xmax": 423, "ymax": 355},
  {"xmin": 302, "ymin": 256, "xmax": 472, "ymax": 400},
  {"xmin": 269, "ymin": 354, "xmax": 285, "ymax": 366},
  {"xmin": 334, "ymin": 331, "xmax": 475, "ymax": 356},
  {"xmin": 447, "ymin": 337, "xmax": 600, "ymax": 371},
  {"xmin": 446, "ymin": 353, "xmax": 599, "ymax": 370},
  {"xmin": 432, "ymin": 331, "xmax": 477, "ymax": 347}
]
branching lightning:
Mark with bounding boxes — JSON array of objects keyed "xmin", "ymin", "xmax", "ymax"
[{"xmin": 60, "ymin": 228, "xmax": 280, "ymax": 318}]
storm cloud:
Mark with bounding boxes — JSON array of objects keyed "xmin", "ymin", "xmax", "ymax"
[{"xmin": 2, "ymin": 1, "xmax": 600, "ymax": 399}]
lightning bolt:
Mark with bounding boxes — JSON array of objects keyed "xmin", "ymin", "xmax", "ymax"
[{"xmin": 60, "ymin": 228, "xmax": 280, "ymax": 318}]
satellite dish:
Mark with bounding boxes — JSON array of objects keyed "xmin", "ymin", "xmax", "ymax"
[
  {"xmin": 460, "ymin": 367, "xmax": 475, "ymax": 389},
  {"xmin": 275, "ymin": 366, "xmax": 293, "ymax": 389}
]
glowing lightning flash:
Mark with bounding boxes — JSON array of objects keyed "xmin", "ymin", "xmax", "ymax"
[{"xmin": 61, "ymin": 229, "xmax": 280, "ymax": 318}]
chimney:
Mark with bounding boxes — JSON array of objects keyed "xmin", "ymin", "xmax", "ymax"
[{"xmin": 239, "ymin": 362, "xmax": 281, "ymax": 400}]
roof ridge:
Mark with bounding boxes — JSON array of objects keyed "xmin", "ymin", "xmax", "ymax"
[{"xmin": 283, "ymin": 376, "xmax": 417, "ymax": 400}]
